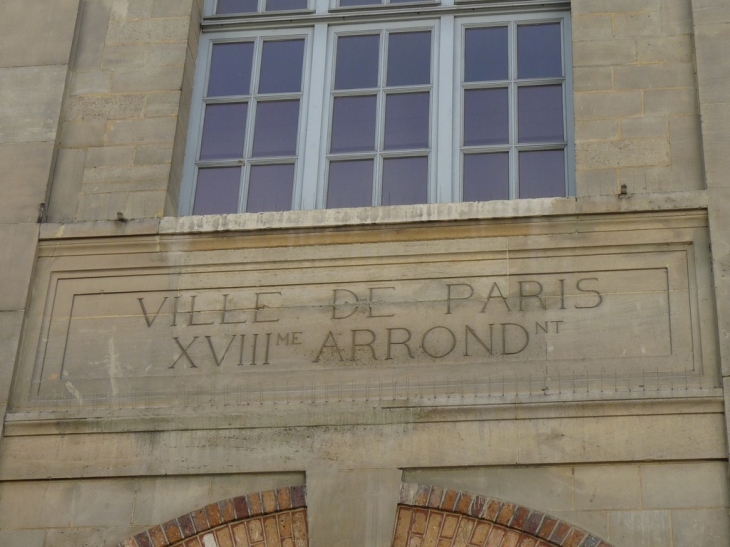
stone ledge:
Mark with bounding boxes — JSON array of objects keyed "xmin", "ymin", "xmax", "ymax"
[{"xmin": 39, "ymin": 191, "xmax": 708, "ymax": 240}]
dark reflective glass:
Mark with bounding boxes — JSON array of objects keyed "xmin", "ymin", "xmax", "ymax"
[
  {"xmin": 463, "ymin": 88, "xmax": 509, "ymax": 146},
  {"xmin": 384, "ymin": 92, "xmax": 429, "ymax": 150},
  {"xmin": 519, "ymin": 150, "xmax": 565, "ymax": 198},
  {"xmin": 217, "ymin": 0, "xmax": 258, "ymax": 13},
  {"xmin": 463, "ymin": 153, "xmax": 509, "ymax": 202},
  {"xmin": 464, "ymin": 27, "xmax": 508, "ymax": 82},
  {"xmin": 335, "ymin": 35, "xmax": 380, "ymax": 90},
  {"xmin": 199, "ymin": 103, "xmax": 247, "ymax": 160},
  {"xmin": 258, "ymin": 40, "xmax": 305, "ymax": 94},
  {"xmin": 266, "ymin": 0, "xmax": 308, "ymax": 11},
  {"xmin": 390, "ymin": 0, "xmax": 432, "ymax": 3},
  {"xmin": 387, "ymin": 32, "xmax": 431, "ymax": 86},
  {"xmin": 518, "ymin": 85, "xmax": 564, "ymax": 143},
  {"xmin": 246, "ymin": 164, "xmax": 295, "ymax": 212},
  {"xmin": 330, "ymin": 96, "xmax": 377, "ymax": 153},
  {"xmin": 252, "ymin": 100, "xmax": 300, "ymax": 157},
  {"xmin": 327, "ymin": 160, "xmax": 374, "ymax": 208},
  {"xmin": 518, "ymin": 23, "xmax": 562, "ymax": 79},
  {"xmin": 339, "ymin": 0, "xmax": 380, "ymax": 5},
  {"xmin": 193, "ymin": 167, "xmax": 241, "ymax": 215},
  {"xmin": 381, "ymin": 157, "xmax": 428, "ymax": 205},
  {"xmin": 208, "ymin": 42, "xmax": 254, "ymax": 97}
]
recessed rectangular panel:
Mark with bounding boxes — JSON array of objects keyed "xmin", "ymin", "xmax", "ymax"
[
  {"xmin": 252, "ymin": 100, "xmax": 300, "ymax": 157},
  {"xmin": 193, "ymin": 167, "xmax": 242, "ymax": 215},
  {"xmin": 20, "ymin": 222, "xmax": 707, "ymax": 411},
  {"xmin": 387, "ymin": 31, "xmax": 431, "ymax": 87},
  {"xmin": 384, "ymin": 92, "xmax": 430, "ymax": 150},
  {"xmin": 464, "ymin": 27, "xmax": 509, "ymax": 82},
  {"xmin": 217, "ymin": 0, "xmax": 259, "ymax": 13},
  {"xmin": 208, "ymin": 42, "xmax": 254, "ymax": 97},
  {"xmin": 518, "ymin": 23, "xmax": 563, "ymax": 79},
  {"xmin": 335, "ymin": 35, "xmax": 380, "ymax": 90},
  {"xmin": 463, "ymin": 88, "xmax": 509, "ymax": 146},
  {"xmin": 381, "ymin": 156, "xmax": 428, "ymax": 205},
  {"xmin": 258, "ymin": 40, "xmax": 305, "ymax": 94},
  {"xmin": 330, "ymin": 96, "xmax": 377, "ymax": 153},
  {"xmin": 519, "ymin": 149, "xmax": 565, "ymax": 198},
  {"xmin": 327, "ymin": 160, "xmax": 374, "ymax": 208},
  {"xmin": 463, "ymin": 153, "xmax": 509, "ymax": 202},
  {"xmin": 246, "ymin": 163, "xmax": 295, "ymax": 212},
  {"xmin": 199, "ymin": 103, "xmax": 248, "ymax": 160},
  {"xmin": 266, "ymin": 0, "xmax": 308, "ymax": 10},
  {"xmin": 518, "ymin": 85, "xmax": 564, "ymax": 143}
]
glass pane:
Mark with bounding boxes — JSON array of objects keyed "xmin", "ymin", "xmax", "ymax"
[
  {"xmin": 463, "ymin": 153, "xmax": 509, "ymax": 202},
  {"xmin": 387, "ymin": 32, "xmax": 431, "ymax": 87},
  {"xmin": 519, "ymin": 150, "xmax": 565, "ymax": 198},
  {"xmin": 390, "ymin": 0, "xmax": 432, "ymax": 3},
  {"xmin": 384, "ymin": 92, "xmax": 430, "ymax": 150},
  {"xmin": 330, "ymin": 96, "xmax": 377, "ymax": 153},
  {"xmin": 518, "ymin": 23, "xmax": 562, "ymax": 79},
  {"xmin": 217, "ymin": 0, "xmax": 258, "ymax": 14},
  {"xmin": 463, "ymin": 88, "xmax": 508, "ymax": 146},
  {"xmin": 266, "ymin": 0, "xmax": 308, "ymax": 10},
  {"xmin": 339, "ymin": 0, "xmax": 380, "ymax": 5},
  {"xmin": 327, "ymin": 160, "xmax": 374, "ymax": 208},
  {"xmin": 208, "ymin": 42, "xmax": 254, "ymax": 97},
  {"xmin": 335, "ymin": 35, "xmax": 380, "ymax": 90},
  {"xmin": 199, "ymin": 103, "xmax": 247, "ymax": 160},
  {"xmin": 252, "ymin": 100, "xmax": 300, "ymax": 157},
  {"xmin": 193, "ymin": 167, "xmax": 241, "ymax": 215},
  {"xmin": 464, "ymin": 27, "xmax": 508, "ymax": 82},
  {"xmin": 381, "ymin": 157, "xmax": 428, "ymax": 205},
  {"xmin": 258, "ymin": 40, "xmax": 305, "ymax": 94},
  {"xmin": 247, "ymin": 164, "xmax": 295, "ymax": 212},
  {"xmin": 519, "ymin": 85, "xmax": 564, "ymax": 143}
]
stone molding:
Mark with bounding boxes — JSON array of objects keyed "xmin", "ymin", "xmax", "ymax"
[
  {"xmin": 397, "ymin": 483, "xmax": 613, "ymax": 547},
  {"xmin": 117, "ymin": 485, "xmax": 307, "ymax": 547}
]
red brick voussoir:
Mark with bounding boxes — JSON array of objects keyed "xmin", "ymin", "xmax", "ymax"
[
  {"xmin": 117, "ymin": 485, "xmax": 307, "ymax": 547},
  {"xmin": 397, "ymin": 483, "xmax": 613, "ymax": 547}
]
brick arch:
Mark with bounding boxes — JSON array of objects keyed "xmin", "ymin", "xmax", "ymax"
[
  {"xmin": 117, "ymin": 485, "xmax": 307, "ymax": 547},
  {"xmin": 395, "ymin": 483, "xmax": 613, "ymax": 547}
]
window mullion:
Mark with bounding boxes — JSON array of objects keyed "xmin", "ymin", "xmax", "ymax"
[
  {"xmin": 509, "ymin": 20, "xmax": 518, "ymax": 200},
  {"xmin": 436, "ymin": 14, "xmax": 454, "ymax": 203},
  {"xmin": 300, "ymin": 23, "xmax": 329, "ymax": 210}
]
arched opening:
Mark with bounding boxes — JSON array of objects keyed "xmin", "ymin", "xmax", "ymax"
[
  {"xmin": 117, "ymin": 486, "xmax": 307, "ymax": 547},
  {"xmin": 394, "ymin": 483, "xmax": 613, "ymax": 547}
]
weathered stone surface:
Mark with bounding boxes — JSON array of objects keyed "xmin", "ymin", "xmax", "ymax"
[
  {"xmin": 0, "ymin": 224, "xmax": 38, "ymax": 311},
  {"xmin": 0, "ymin": 142, "xmax": 54, "ymax": 224},
  {"xmin": 0, "ymin": 0, "xmax": 79, "ymax": 68},
  {"xmin": 0, "ymin": 65, "xmax": 67, "ymax": 144},
  {"xmin": 307, "ymin": 468, "xmax": 401, "ymax": 547},
  {"xmin": 640, "ymin": 462, "xmax": 729, "ymax": 509},
  {"xmin": 608, "ymin": 510, "xmax": 672, "ymax": 546},
  {"xmin": 47, "ymin": 149, "xmax": 87, "ymax": 223},
  {"xmin": 672, "ymin": 508, "xmax": 730, "ymax": 547},
  {"xmin": 576, "ymin": 139, "xmax": 669, "ymax": 169}
]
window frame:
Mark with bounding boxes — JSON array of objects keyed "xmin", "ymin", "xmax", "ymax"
[
  {"xmin": 183, "ymin": 1, "xmax": 573, "ymax": 216},
  {"xmin": 181, "ymin": 26, "xmax": 314, "ymax": 215},
  {"xmin": 317, "ymin": 19, "xmax": 441, "ymax": 208},
  {"xmin": 453, "ymin": 11, "xmax": 575, "ymax": 201}
]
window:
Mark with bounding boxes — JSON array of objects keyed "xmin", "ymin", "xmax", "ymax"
[{"xmin": 181, "ymin": 0, "xmax": 573, "ymax": 215}]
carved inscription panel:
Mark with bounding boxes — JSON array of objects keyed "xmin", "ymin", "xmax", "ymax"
[{"xmin": 16, "ymin": 233, "xmax": 704, "ymax": 407}]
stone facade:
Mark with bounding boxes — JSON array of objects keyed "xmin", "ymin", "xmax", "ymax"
[{"xmin": 0, "ymin": 0, "xmax": 729, "ymax": 546}]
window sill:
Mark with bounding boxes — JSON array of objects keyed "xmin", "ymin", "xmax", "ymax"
[{"xmin": 40, "ymin": 191, "xmax": 708, "ymax": 240}]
